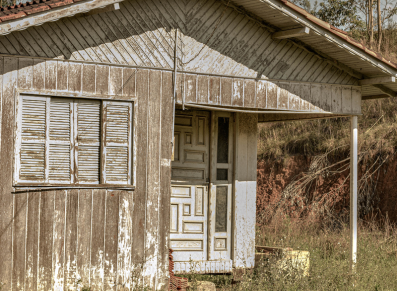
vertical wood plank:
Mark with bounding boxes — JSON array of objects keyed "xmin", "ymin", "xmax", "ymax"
[
  {"xmin": 301, "ymin": 84, "xmax": 311, "ymax": 111},
  {"xmin": 68, "ymin": 62, "xmax": 82, "ymax": 93},
  {"xmin": 175, "ymin": 73, "xmax": 184, "ymax": 104},
  {"xmin": 132, "ymin": 69, "xmax": 149, "ymax": 272},
  {"xmin": 24, "ymin": 193, "xmax": 40, "ymax": 291},
  {"xmin": 52, "ymin": 190, "xmax": 66, "ymax": 291},
  {"xmin": 109, "ymin": 66, "xmax": 123, "ymax": 96},
  {"xmin": 352, "ymin": 87, "xmax": 361, "ymax": 114},
  {"xmin": 245, "ymin": 114, "xmax": 257, "ymax": 268},
  {"xmin": 37, "ymin": 191, "xmax": 54, "ymax": 291},
  {"xmin": 32, "ymin": 59, "xmax": 45, "ymax": 90},
  {"xmin": 342, "ymin": 86, "xmax": 352, "ymax": 113},
  {"xmin": 310, "ymin": 84, "xmax": 322, "ymax": 112},
  {"xmin": 158, "ymin": 71, "xmax": 173, "ymax": 289},
  {"xmin": 209, "ymin": 77, "xmax": 220, "ymax": 105},
  {"xmin": 185, "ymin": 74, "xmax": 197, "ymax": 103},
  {"xmin": 244, "ymin": 79, "xmax": 256, "ymax": 108},
  {"xmin": 90, "ymin": 189, "xmax": 106, "ymax": 290},
  {"xmin": 82, "ymin": 64, "xmax": 96, "ymax": 95},
  {"xmin": 232, "ymin": 79, "xmax": 244, "ymax": 107},
  {"xmin": 104, "ymin": 191, "xmax": 119, "ymax": 290},
  {"xmin": 332, "ymin": 85, "xmax": 342, "ymax": 113},
  {"xmin": 76, "ymin": 190, "xmax": 92, "ymax": 287},
  {"xmin": 321, "ymin": 84, "xmax": 332, "ymax": 112},
  {"xmin": 57, "ymin": 61, "xmax": 68, "ymax": 92},
  {"xmin": 144, "ymin": 69, "xmax": 162, "ymax": 288},
  {"xmin": 197, "ymin": 75, "xmax": 208, "ymax": 104},
  {"xmin": 278, "ymin": 83, "xmax": 289, "ymax": 110},
  {"xmin": 267, "ymin": 82, "xmax": 278, "ymax": 109},
  {"xmin": 0, "ymin": 56, "xmax": 16, "ymax": 289},
  {"xmin": 96, "ymin": 65, "xmax": 109, "ymax": 96},
  {"xmin": 122, "ymin": 68, "xmax": 136, "ymax": 99},
  {"xmin": 289, "ymin": 83, "xmax": 301, "ymax": 111},
  {"xmin": 256, "ymin": 80, "xmax": 267, "ymax": 109},
  {"xmin": 12, "ymin": 193, "xmax": 27, "ymax": 291},
  {"xmin": 45, "ymin": 60, "xmax": 57, "ymax": 91},
  {"xmin": 117, "ymin": 191, "xmax": 133, "ymax": 289},
  {"xmin": 18, "ymin": 58, "xmax": 33, "ymax": 90},
  {"xmin": 64, "ymin": 190, "xmax": 78, "ymax": 290},
  {"xmin": 221, "ymin": 78, "xmax": 232, "ymax": 106}
]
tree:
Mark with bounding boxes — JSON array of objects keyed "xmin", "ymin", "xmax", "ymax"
[{"xmin": 315, "ymin": 0, "xmax": 361, "ymax": 31}]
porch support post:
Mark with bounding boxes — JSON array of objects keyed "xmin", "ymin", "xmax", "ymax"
[{"xmin": 350, "ymin": 115, "xmax": 358, "ymax": 272}]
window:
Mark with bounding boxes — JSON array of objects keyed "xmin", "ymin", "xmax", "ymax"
[{"xmin": 14, "ymin": 95, "xmax": 133, "ymax": 186}]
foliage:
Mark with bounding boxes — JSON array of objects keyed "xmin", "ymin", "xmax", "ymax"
[{"xmin": 316, "ymin": 0, "xmax": 362, "ymax": 30}]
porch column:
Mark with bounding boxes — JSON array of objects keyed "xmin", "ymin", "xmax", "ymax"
[{"xmin": 350, "ymin": 116, "xmax": 358, "ymax": 272}]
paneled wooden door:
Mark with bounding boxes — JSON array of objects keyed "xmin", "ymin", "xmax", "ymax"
[
  {"xmin": 170, "ymin": 110, "xmax": 233, "ymax": 273},
  {"xmin": 171, "ymin": 110, "xmax": 210, "ymax": 263}
]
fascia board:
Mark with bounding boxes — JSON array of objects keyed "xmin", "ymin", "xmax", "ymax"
[
  {"xmin": 0, "ymin": 0, "xmax": 124, "ymax": 36},
  {"xmin": 259, "ymin": 0, "xmax": 397, "ymax": 77}
]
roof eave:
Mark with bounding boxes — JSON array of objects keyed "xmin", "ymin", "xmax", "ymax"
[
  {"xmin": 258, "ymin": 0, "xmax": 397, "ymax": 77},
  {"xmin": 0, "ymin": 0, "xmax": 123, "ymax": 36}
]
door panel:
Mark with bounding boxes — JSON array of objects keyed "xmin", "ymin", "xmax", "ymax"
[
  {"xmin": 171, "ymin": 110, "xmax": 210, "ymax": 263},
  {"xmin": 208, "ymin": 112, "xmax": 233, "ymax": 261},
  {"xmin": 170, "ymin": 110, "xmax": 233, "ymax": 270}
]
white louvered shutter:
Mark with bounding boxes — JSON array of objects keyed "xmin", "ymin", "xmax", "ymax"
[
  {"xmin": 103, "ymin": 101, "xmax": 132, "ymax": 184},
  {"xmin": 18, "ymin": 96, "xmax": 47, "ymax": 182},
  {"xmin": 75, "ymin": 100, "xmax": 101, "ymax": 184},
  {"xmin": 48, "ymin": 98, "xmax": 73, "ymax": 183}
]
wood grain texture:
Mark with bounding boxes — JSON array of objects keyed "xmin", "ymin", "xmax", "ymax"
[
  {"xmin": 133, "ymin": 69, "xmax": 149, "ymax": 268},
  {"xmin": 0, "ymin": 56, "xmax": 16, "ymax": 289},
  {"xmin": 11, "ymin": 193, "xmax": 27, "ymax": 291},
  {"xmin": 158, "ymin": 71, "xmax": 173, "ymax": 288},
  {"xmin": 144, "ymin": 69, "xmax": 162, "ymax": 288},
  {"xmin": 37, "ymin": 191, "xmax": 54, "ymax": 291},
  {"xmin": 76, "ymin": 190, "xmax": 92, "ymax": 287},
  {"xmin": 104, "ymin": 191, "xmax": 119, "ymax": 290},
  {"xmin": 52, "ymin": 190, "xmax": 66, "ymax": 291},
  {"xmin": 91, "ymin": 189, "xmax": 106, "ymax": 291},
  {"xmin": 25, "ymin": 193, "xmax": 40, "ymax": 291},
  {"xmin": 64, "ymin": 190, "xmax": 78, "ymax": 290}
]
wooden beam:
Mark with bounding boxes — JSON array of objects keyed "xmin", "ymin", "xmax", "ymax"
[
  {"xmin": 362, "ymin": 94, "xmax": 389, "ymax": 100},
  {"xmin": 373, "ymin": 84, "xmax": 397, "ymax": 97},
  {"xmin": 359, "ymin": 76, "xmax": 396, "ymax": 86},
  {"xmin": 272, "ymin": 27, "xmax": 310, "ymax": 39}
]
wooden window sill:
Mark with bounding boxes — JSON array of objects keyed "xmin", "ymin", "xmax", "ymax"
[{"xmin": 12, "ymin": 185, "xmax": 135, "ymax": 193}]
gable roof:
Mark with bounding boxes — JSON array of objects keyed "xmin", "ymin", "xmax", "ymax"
[{"xmin": 0, "ymin": 0, "xmax": 395, "ymax": 99}]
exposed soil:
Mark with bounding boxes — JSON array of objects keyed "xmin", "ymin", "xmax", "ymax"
[{"xmin": 257, "ymin": 155, "xmax": 397, "ymax": 224}]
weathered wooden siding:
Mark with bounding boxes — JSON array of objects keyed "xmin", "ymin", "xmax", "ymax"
[
  {"xmin": 0, "ymin": 0, "xmax": 358, "ymax": 86},
  {"xmin": 0, "ymin": 56, "xmax": 173, "ymax": 291},
  {"xmin": 175, "ymin": 73, "xmax": 362, "ymax": 114},
  {"xmin": 233, "ymin": 113, "xmax": 257, "ymax": 268}
]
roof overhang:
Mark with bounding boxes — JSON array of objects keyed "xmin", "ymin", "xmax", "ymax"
[
  {"xmin": 0, "ymin": 0, "xmax": 123, "ymax": 36},
  {"xmin": 230, "ymin": 0, "xmax": 397, "ymax": 99}
]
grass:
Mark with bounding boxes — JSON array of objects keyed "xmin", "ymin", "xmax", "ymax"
[
  {"xmin": 257, "ymin": 98, "xmax": 397, "ymax": 162},
  {"xmin": 183, "ymin": 217, "xmax": 397, "ymax": 290}
]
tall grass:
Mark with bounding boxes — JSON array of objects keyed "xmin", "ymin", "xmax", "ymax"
[
  {"xmin": 189, "ymin": 217, "xmax": 397, "ymax": 290},
  {"xmin": 258, "ymin": 98, "xmax": 397, "ymax": 162}
]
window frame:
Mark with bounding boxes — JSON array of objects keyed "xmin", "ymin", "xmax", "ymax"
[{"xmin": 13, "ymin": 92, "xmax": 136, "ymax": 189}]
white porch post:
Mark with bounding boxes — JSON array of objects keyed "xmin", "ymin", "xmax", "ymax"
[{"xmin": 350, "ymin": 116, "xmax": 358, "ymax": 272}]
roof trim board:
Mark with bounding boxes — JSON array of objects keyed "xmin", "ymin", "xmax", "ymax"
[
  {"xmin": 258, "ymin": 0, "xmax": 397, "ymax": 76},
  {"xmin": 0, "ymin": 0, "xmax": 123, "ymax": 36}
]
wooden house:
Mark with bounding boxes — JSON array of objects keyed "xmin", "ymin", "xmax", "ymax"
[{"xmin": 0, "ymin": 0, "xmax": 396, "ymax": 289}]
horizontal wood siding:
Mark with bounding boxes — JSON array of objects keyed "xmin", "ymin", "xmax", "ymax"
[
  {"xmin": 0, "ymin": 0, "xmax": 358, "ymax": 86},
  {"xmin": 0, "ymin": 57, "xmax": 172, "ymax": 291}
]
